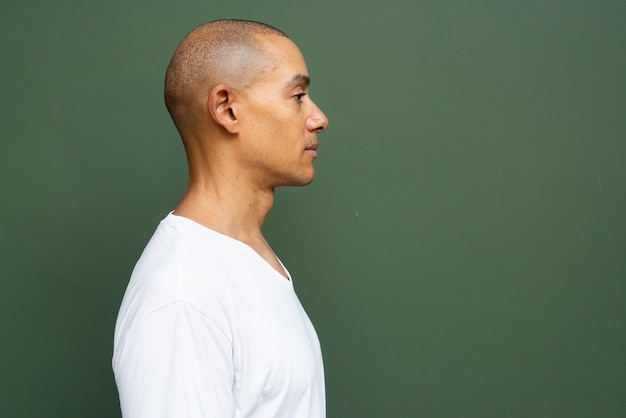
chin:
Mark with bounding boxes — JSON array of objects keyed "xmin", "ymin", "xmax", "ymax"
[
  {"xmin": 284, "ymin": 178, "xmax": 315, "ymax": 188},
  {"xmin": 300, "ymin": 177, "xmax": 315, "ymax": 186},
  {"xmin": 279, "ymin": 172, "xmax": 315, "ymax": 187},
  {"xmin": 298, "ymin": 171, "xmax": 316, "ymax": 186}
]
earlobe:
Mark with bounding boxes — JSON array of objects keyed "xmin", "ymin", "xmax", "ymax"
[{"xmin": 208, "ymin": 84, "xmax": 239, "ymax": 134}]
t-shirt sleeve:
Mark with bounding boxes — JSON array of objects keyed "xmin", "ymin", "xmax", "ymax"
[{"xmin": 114, "ymin": 301, "xmax": 234, "ymax": 418}]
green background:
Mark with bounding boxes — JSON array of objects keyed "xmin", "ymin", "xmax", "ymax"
[{"xmin": 1, "ymin": 0, "xmax": 625, "ymax": 416}]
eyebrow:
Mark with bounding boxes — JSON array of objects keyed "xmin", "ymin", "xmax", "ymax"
[{"xmin": 286, "ymin": 74, "xmax": 310, "ymax": 89}]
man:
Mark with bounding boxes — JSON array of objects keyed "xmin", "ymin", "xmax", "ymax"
[{"xmin": 112, "ymin": 19, "xmax": 329, "ymax": 417}]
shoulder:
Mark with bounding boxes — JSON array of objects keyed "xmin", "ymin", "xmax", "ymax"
[{"xmin": 117, "ymin": 214, "xmax": 240, "ymax": 331}]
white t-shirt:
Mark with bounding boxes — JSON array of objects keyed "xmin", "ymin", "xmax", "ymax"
[{"xmin": 113, "ymin": 213, "xmax": 325, "ymax": 417}]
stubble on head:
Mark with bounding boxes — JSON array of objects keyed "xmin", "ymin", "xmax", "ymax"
[{"xmin": 164, "ymin": 20, "xmax": 289, "ymax": 138}]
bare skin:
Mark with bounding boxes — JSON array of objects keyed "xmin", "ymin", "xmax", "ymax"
[{"xmin": 171, "ymin": 33, "xmax": 328, "ymax": 279}]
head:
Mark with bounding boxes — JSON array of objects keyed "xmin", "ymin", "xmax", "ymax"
[{"xmin": 164, "ymin": 19, "xmax": 329, "ymax": 188}]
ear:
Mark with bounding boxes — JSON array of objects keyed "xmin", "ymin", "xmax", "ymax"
[{"xmin": 207, "ymin": 84, "xmax": 240, "ymax": 134}]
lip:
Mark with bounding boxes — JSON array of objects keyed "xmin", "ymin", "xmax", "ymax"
[
  {"xmin": 305, "ymin": 142, "xmax": 319, "ymax": 157},
  {"xmin": 305, "ymin": 142, "xmax": 319, "ymax": 150}
]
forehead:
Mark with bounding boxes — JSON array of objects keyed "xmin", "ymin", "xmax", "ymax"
[{"xmin": 256, "ymin": 35, "xmax": 309, "ymax": 80}]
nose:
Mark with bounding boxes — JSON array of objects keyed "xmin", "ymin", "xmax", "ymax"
[{"xmin": 307, "ymin": 100, "xmax": 329, "ymax": 134}]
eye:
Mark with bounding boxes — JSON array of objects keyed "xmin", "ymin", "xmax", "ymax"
[{"xmin": 293, "ymin": 93, "xmax": 307, "ymax": 103}]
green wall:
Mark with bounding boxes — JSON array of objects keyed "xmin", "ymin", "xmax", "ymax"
[{"xmin": 1, "ymin": 0, "xmax": 625, "ymax": 416}]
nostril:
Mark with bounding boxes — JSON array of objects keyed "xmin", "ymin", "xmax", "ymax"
[{"xmin": 307, "ymin": 115, "xmax": 328, "ymax": 133}]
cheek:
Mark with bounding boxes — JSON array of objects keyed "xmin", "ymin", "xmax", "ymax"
[
  {"xmin": 243, "ymin": 101, "xmax": 303, "ymax": 148},
  {"xmin": 248, "ymin": 105, "xmax": 283, "ymax": 132},
  {"xmin": 257, "ymin": 114, "xmax": 295, "ymax": 142}
]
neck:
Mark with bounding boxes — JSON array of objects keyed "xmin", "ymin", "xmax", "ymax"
[
  {"xmin": 174, "ymin": 176, "xmax": 290, "ymax": 280},
  {"xmin": 174, "ymin": 174, "xmax": 275, "ymax": 242},
  {"xmin": 173, "ymin": 131, "xmax": 290, "ymax": 279}
]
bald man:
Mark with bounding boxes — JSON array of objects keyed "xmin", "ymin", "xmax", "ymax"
[{"xmin": 112, "ymin": 20, "xmax": 329, "ymax": 418}]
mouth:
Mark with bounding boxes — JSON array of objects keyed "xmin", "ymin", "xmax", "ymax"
[
  {"xmin": 305, "ymin": 142, "xmax": 319, "ymax": 157},
  {"xmin": 305, "ymin": 142, "xmax": 319, "ymax": 151}
]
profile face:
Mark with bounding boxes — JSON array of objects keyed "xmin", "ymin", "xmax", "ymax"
[{"xmin": 236, "ymin": 35, "xmax": 329, "ymax": 188}]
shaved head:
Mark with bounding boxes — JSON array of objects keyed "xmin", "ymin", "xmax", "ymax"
[{"xmin": 164, "ymin": 20, "xmax": 289, "ymax": 136}]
